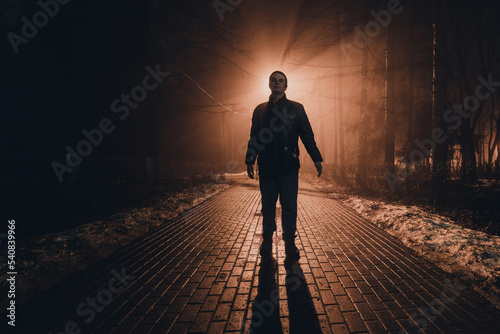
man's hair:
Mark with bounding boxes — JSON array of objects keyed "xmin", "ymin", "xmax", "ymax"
[{"xmin": 269, "ymin": 71, "xmax": 288, "ymax": 88}]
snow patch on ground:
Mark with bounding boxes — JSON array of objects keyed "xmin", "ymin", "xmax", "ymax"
[
  {"xmin": 341, "ymin": 195, "xmax": 500, "ymax": 306},
  {"xmin": 0, "ymin": 182, "xmax": 230, "ymax": 308}
]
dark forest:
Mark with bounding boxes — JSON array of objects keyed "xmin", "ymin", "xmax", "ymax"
[{"xmin": 1, "ymin": 0, "xmax": 500, "ymax": 332}]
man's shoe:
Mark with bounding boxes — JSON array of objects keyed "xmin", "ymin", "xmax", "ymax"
[
  {"xmin": 260, "ymin": 235, "xmax": 273, "ymax": 256},
  {"xmin": 283, "ymin": 234, "xmax": 300, "ymax": 262}
]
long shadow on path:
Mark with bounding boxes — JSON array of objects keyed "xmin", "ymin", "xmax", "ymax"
[
  {"xmin": 249, "ymin": 256, "xmax": 323, "ymax": 334},
  {"xmin": 285, "ymin": 261, "xmax": 323, "ymax": 334},
  {"xmin": 250, "ymin": 256, "xmax": 283, "ymax": 333}
]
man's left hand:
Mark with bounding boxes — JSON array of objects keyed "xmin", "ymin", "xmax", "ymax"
[
  {"xmin": 247, "ymin": 164, "xmax": 255, "ymax": 179},
  {"xmin": 314, "ymin": 161, "xmax": 322, "ymax": 177}
]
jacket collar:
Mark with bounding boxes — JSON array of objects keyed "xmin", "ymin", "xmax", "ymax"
[{"xmin": 268, "ymin": 94, "xmax": 287, "ymax": 109}]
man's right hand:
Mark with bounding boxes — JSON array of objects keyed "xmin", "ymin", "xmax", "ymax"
[
  {"xmin": 315, "ymin": 161, "xmax": 323, "ymax": 177},
  {"xmin": 247, "ymin": 164, "xmax": 255, "ymax": 179}
]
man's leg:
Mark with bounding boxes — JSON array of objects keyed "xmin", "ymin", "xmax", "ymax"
[
  {"xmin": 278, "ymin": 170, "xmax": 299, "ymax": 262},
  {"xmin": 259, "ymin": 174, "xmax": 278, "ymax": 255}
]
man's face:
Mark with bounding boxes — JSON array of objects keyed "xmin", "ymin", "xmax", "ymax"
[{"xmin": 269, "ymin": 73, "xmax": 287, "ymax": 96}]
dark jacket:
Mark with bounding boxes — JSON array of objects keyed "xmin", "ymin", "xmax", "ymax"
[{"xmin": 245, "ymin": 94, "xmax": 323, "ymax": 176}]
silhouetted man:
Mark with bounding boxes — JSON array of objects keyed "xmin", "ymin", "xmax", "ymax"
[{"xmin": 245, "ymin": 71, "xmax": 323, "ymax": 264}]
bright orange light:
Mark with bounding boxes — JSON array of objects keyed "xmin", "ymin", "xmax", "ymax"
[{"xmin": 261, "ymin": 75, "xmax": 270, "ymax": 97}]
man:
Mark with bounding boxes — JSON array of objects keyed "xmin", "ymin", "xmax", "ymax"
[{"xmin": 245, "ymin": 71, "xmax": 323, "ymax": 264}]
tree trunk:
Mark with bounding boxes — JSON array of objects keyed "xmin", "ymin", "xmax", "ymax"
[
  {"xmin": 496, "ymin": 113, "xmax": 500, "ymax": 177},
  {"xmin": 385, "ymin": 15, "xmax": 396, "ymax": 176},
  {"xmin": 335, "ymin": 11, "xmax": 345, "ymax": 179},
  {"xmin": 337, "ymin": 56, "xmax": 346, "ymax": 175},
  {"xmin": 487, "ymin": 99, "xmax": 496, "ymax": 165},
  {"xmin": 406, "ymin": 46, "xmax": 415, "ymax": 193},
  {"xmin": 333, "ymin": 100, "xmax": 338, "ymax": 166},
  {"xmin": 357, "ymin": 43, "xmax": 369, "ymax": 188},
  {"xmin": 220, "ymin": 112, "xmax": 228, "ymax": 165},
  {"xmin": 459, "ymin": 121, "xmax": 477, "ymax": 184},
  {"xmin": 431, "ymin": 0, "xmax": 449, "ymax": 205}
]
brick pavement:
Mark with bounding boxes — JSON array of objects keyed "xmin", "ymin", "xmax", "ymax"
[{"xmin": 9, "ymin": 176, "xmax": 500, "ymax": 333}]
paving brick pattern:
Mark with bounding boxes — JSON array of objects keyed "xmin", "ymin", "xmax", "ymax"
[{"xmin": 10, "ymin": 177, "xmax": 500, "ymax": 333}]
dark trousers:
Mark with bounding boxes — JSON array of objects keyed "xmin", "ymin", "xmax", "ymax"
[{"xmin": 259, "ymin": 170, "xmax": 299, "ymax": 238}]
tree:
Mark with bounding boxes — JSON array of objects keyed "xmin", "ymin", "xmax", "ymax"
[
  {"xmin": 431, "ymin": 0, "xmax": 449, "ymax": 205},
  {"xmin": 357, "ymin": 44, "xmax": 369, "ymax": 187},
  {"xmin": 385, "ymin": 6, "xmax": 396, "ymax": 178},
  {"xmin": 336, "ymin": 10, "xmax": 346, "ymax": 177}
]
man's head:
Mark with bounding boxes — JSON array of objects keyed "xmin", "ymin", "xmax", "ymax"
[{"xmin": 269, "ymin": 71, "xmax": 287, "ymax": 97}]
